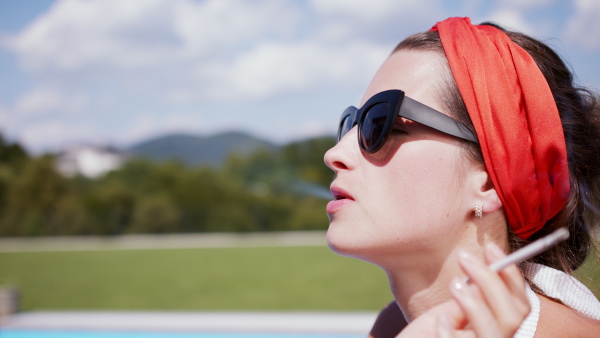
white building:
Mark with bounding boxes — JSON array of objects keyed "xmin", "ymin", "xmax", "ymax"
[{"xmin": 56, "ymin": 145, "xmax": 125, "ymax": 178}]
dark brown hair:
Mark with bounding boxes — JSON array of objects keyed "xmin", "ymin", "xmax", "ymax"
[{"xmin": 394, "ymin": 24, "xmax": 600, "ymax": 273}]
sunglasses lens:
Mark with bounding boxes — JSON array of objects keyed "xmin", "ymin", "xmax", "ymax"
[
  {"xmin": 338, "ymin": 114, "xmax": 354, "ymax": 142},
  {"xmin": 360, "ymin": 102, "xmax": 390, "ymax": 151}
]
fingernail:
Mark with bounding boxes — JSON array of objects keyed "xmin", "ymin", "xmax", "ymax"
[
  {"xmin": 437, "ymin": 314, "xmax": 453, "ymax": 336},
  {"xmin": 451, "ymin": 277, "xmax": 466, "ymax": 292},
  {"xmin": 486, "ymin": 242, "xmax": 506, "ymax": 258},
  {"xmin": 458, "ymin": 250, "xmax": 479, "ymax": 265}
]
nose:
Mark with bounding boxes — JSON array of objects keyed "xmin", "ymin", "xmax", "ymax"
[{"xmin": 324, "ymin": 126, "xmax": 358, "ymax": 173}]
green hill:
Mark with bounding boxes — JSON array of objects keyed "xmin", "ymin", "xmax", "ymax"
[{"xmin": 127, "ymin": 131, "xmax": 278, "ymax": 166}]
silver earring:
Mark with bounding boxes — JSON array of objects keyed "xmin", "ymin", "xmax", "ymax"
[{"xmin": 475, "ymin": 200, "xmax": 483, "ymax": 218}]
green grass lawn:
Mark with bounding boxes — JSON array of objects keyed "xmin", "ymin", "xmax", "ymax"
[
  {"xmin": 573, "ymin": 251, "xmax": 600, "ymax": 298},
  {"xmin": 0, "ymin": 246, "xmax": 392, "ymax": 311},
  {"xmin": 0, "ymin": 245, "xmax": 598, "ymax": 311}
]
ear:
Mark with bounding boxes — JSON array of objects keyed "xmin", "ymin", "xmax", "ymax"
[{"xmin": 471, "ymin": 170, "xmax": 502, "ymax": 214}]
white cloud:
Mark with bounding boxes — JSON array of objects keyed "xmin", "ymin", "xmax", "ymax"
[
  {"xmin": 2, "ymin": 0, "xmax": 414, "ymax": 105},
  {"xmin": 311, "ymin": 0, "xmax": 419, "ymax": 22},
  {"xmin": 182, "ymin": 0, "xmax": 443, "ymax": 100},
  {"xmin": 497, "ymin": 0, "xmax": 554, "ymax": 11},
  {"xmin": 17, "ymin": 121, "xmax": 99, "ymax": 153},
  {"xmin": 5, "ymin": 0, "xmax": 300, "ymax": 72},
  {"xmin": 309, "ymin": 0, "xmax": 442, "ymax": 25},
  {"xmin": 172, "ymin": 0, "xmax": 300, "ymax": 56},
  {"xmin": 484, "ymin": 9, "xmax": 536, "ymax": 35},
  {"xmin": 14, "ymin": 86, "xmax": 88, "ymax": 116},
  {"xmin": 0, "ymin": 0, "xmax": 310, "ymax": 152},
  {"xmin": 14, "ymin": 87, "xmax": 62, "ymax": 115},
  {"xmin": 565, "ymin": 0, "xmax": 600, "ymax": 50},
  {"xmin": 202, "ymin": 40, "xmax": 389, "ymax": 99},
  {"xmin": 310, "ymin": 0, "xmax": 442, "ymax": 42},
  {"xmin": 0, "ymin": 0, "xmax": 454, "ymax": 152}
]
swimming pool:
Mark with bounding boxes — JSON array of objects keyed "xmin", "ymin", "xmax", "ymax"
[
  {"xmin": 0, "ymin": 311, "xmax": 374, "ymax": 338},
  {"xmin": 0, "ymin": 329, "xmax": 364, "ymax": 338}
]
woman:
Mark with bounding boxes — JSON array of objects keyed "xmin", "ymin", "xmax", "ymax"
[{"xmin": 324, "ymin": 17, "xmax": 600, "ymax": 337}]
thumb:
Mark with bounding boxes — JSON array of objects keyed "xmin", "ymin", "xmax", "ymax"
[{"xmin": 427, "ymin": 300, "xmax": 469, "ymax": 329}]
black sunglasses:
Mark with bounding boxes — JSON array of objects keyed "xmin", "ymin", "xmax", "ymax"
[{"xmin": 338, "ymin": 89, "xmax": 478, "ymax": 153}]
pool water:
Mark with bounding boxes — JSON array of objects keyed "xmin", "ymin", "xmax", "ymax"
[{"xmin": 0, "ymin": 330, "xmax": 364, "ymax": 338}]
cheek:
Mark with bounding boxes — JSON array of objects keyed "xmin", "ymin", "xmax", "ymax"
[
  {"xmin": 366, "ymin": 142, "xmax": 465, "ymax": 233},
  {"xmin": 326, "ymin": 140, "xmax": 468, "ymax": 258}
]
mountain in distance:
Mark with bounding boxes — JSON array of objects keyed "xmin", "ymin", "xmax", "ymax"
[{"xmin": 127, "ymin": 131, "xmax": 278, "ymax": 166}]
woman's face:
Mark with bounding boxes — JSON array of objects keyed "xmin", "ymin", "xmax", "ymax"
[{"xmin": 324, "ymin": 50, "xmax": 474, "ymax": 264}]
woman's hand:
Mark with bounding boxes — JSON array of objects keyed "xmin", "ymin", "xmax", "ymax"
[
  {"xmin": 440, "ymin": 242, "xmax": 531, "ymax": 337},
  {"xmin": 398, "ymin": 242, "xmax": 531, "ymax": 337}
]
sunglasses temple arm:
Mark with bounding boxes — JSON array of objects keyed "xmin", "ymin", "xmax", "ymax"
[{"xmin": 400, "ymin": 97, "xmax": 478, "ymax": 143}]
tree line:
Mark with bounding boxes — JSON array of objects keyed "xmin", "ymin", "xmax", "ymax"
[{"xmin": 0, "ymin": 134, "xmax": 335, "ymax": 236}]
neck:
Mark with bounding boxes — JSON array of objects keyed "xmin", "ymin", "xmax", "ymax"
[
  {"xmin": 377, "ymin": 221, "xmax": 507, "ymax": 321},
  {"xmin": 381, "ymin": 218, "xmax": 507, "ymax": 321},
  {"xmin": 383, "ymin": 247, "xmax": 470, "ymax": 321}
]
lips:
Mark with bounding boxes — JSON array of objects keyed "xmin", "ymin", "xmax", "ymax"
[
  {"xmin": 326, "ymin": 186, "xmax": 354, "ymax": 214},
  {"xmin": 330, "ymin": 186, "xmax": 353, "ymax": 200}
]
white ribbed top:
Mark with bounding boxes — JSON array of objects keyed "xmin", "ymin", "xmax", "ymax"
[{"xmin": 514, "ymin": 262, "xmax": 600, "ymax": 338}]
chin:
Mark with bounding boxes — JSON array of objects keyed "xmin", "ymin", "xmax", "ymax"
[
  {"xmin": 325, "ymin": 225, "xmax": 376, "ymax": 261},
  {"xmin": 326, "ymin": 224, "xmax": 353, "ymax": 255}
]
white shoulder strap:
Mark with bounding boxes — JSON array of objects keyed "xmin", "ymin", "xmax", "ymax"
[
  {"xmin": 521, "ymin": 262, "xmax": 600, "ymax": 320},
  {"xmin": 514, "ymin": 283, "xmax": 540, "ymax": 338}
]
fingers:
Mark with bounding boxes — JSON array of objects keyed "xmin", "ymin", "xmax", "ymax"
[
  {"xmin": 482, "ymin": 243, "xmax": 531, "ymax": 325},
  {"xmin": 437, "ymin": 314, "xmax": 454, "ymax": 338},
  {"xmin": 450, "ymin": 243, "xmax": 531, "ymax": 338},
  {"xmin": 450, "ymin": 276, "xmax": 501, "ymax": 337},
  {"xmin": 418, "ymin": 299, "xmax": 468, "ymax": 329},
  {"xmin": 437, "ymin": 314, "xmax": 477, "ymax": 338},
  {"xmin": 401, "ymin": 243, "xmax": 531, "ymax": 338},
  {"xmin": 484, "ymin": 243, "xmax": 529, "ymax": 315},
  {"xmin": 395, "ymin": 300, "xmax": 466, "ymax": 337}
]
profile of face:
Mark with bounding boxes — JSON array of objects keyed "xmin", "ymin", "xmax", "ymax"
[{"xmin": 324, "ymin": 50, "xmax": 483, "ymax": 266}]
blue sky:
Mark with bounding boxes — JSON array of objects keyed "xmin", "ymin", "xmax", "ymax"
[{"xmin": 1, "ymin": 0, "xmax": 599, "ymax": 153}]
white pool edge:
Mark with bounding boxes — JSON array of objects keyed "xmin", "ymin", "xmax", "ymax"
[{"xmin": 0, "ymin": 311, "xmax": 378, "ymax": 335}]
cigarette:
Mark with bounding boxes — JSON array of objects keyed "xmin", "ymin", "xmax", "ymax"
[
  {"xmin": 463, "ymin": 228, "xmax": 569, "ymax": 284},
  {"xmin": 488, "ymin": 227, "xmax": 569, "ymax": 272}
]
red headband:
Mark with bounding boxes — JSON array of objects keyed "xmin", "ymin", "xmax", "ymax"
[{"xmin": 431, "ymin": 17, "xmax": 571, "ymax": 239}]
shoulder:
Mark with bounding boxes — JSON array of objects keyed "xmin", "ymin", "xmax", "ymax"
[{"xmin": 535, "ymin": 295, "xmax": 600, "ymax": 337}]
